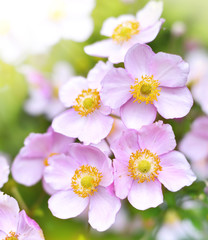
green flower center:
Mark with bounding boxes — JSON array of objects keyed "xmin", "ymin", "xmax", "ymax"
[
  {"xmin": 83, "ymin": 98, "xmax": 94, "ymax": 110},
  {"xmin": 140, "ymin": 83, "xmax": 152, "ymax": 95},
  {"xmin": 81, "ymin": 175, "xmax": 94, "ymax": 188},
  {"xmin": 137, "ymin": 160, "xmax": 151, "ymax": 173}
]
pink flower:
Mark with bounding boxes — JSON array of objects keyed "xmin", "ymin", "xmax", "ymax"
[
  {"xmin": 111, "ymin": 121, "xmax": 196, "ymax": 210},
  {"xmin": 0, "ymin": 155, "xmax": 10, "ymax": 188},
  {"xmin": 0, "ymin": 192, "xmax": 44, "ymax": 239},
  {"xmin": 179, "ymin": 116, "xmax": 208, "ymax": 179},
  {"xmin": 11, "ymin": 127, "xmax": 74, "ymax": 188},
  {"xmin": 101, "ymin": 44, "xmax": 193, "ymax": 130},
  {"xmin": 44, "ymin": 143, "xmax": 121, "ymax": 231},
  {"xmin": 52, "ymin": 61, "xmax": 114, "ymax": 144},
  {"xmin": 84, "ymin": 1, "xmax": 164, "ymax": 63}
]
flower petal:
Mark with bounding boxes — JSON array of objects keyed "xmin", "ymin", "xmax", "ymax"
[
  {"xmin": 52, "ymin": 109, "xmax": 86, "ymax": 138},
  {"xmin": 120, "ymin": 98, "xmax": 157, "ymax": 130},
  {"xmin": 124, "ymin": 43, "xmax": 154, "ymax": 79},
  {"xmin": 48, "ymin": 190, "xmax": 89, "ymax": 219},
  {"xmin": 158, "ymin": 151, "xmax": 196, "ymax": 192},
  {"xmin": 0, "ymin": 156, "xmax": 10, "ymax": 188},
  {"xmin": 113, "ymin": 158, "xmax": 133, "ymax": 199},
  {"xmin": 138, "ymin": 121, "xmax": 176, "ymax": 155},
  {"xmin": 88, "ymin": 187, "xmax": 121, "ymax": 231},
  {"xmin": 12, "ymin": 156, "xmax": 44, "ymax": 186},
  {"xmin": 128, "ymin": 179, "xmax": 163, "ymax": 210},
  {"xmin": 151, "ymin": 52, "xmax": 189, "ymax": 87},
  {"xmin": 136, "ymin": 1, "xmax": 163, "ymax": 29},
  {"xmin": 0, "ymin": 193, "xmax": 19, "ymax": 234},
  {"xmin": 100, "ymin": 67, "xmax": 133, "ymax": 109},
  {"xmin": 17, "ymin": 210, "xmax": 44, "ymax": 240},
  {"xmin": 59, "ymin": 77, "xmax": 88, "ymax": 107},
  {"xmin": 154, "ymin": 87, "xmax": 193, "ymax": 119}
]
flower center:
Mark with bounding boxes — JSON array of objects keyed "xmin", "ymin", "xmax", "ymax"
[
  {"xmin": 0, "ymin": 20, "xmax": 10, "ymax": 36},
  {"xmin": 49, "ymin": 0, "xmax": 66, "ymax": 21},
  {"xmin": 73, "ymin": 89, "xmax": 101, "ymax": 117},
  {"xmin": 5, "ymin": 232, "xmax": 19, "ymax": 240},
  {"xmin": 128, "ymin": 149, "xmax": 162, "ymax": 183},
  {"xmin": 130, "ymin": 75, "xmax": 161, "ymax": 104},
  {"xmin": 71, "ymin": 165, "xmax": 102, "ymax": 198},
  {"xmin": 44, "ymin": 152, "xmax": 59, "ymax": 166},
  {"xmin": 112, "ymin": 20, "xmax": 139, "ymax": 43}
]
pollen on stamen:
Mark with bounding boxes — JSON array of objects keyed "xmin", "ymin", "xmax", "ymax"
[
  {"xmin": 5, "ymin": 231, "xmax": 19, "ymax": 240},
  {"xmin": 44, "ymin": 152, "xmax": 59, "ymax": 166},
  {"xmin": 73, "ymin": 89, "xmax": 101, "ymax": 117},
  {"xmin": 71, "ymin": 165, "xmax": 102, "ymax": 198},
  {"xmin": 128, "ymin": 149, "xmax": 162, "ymax": 183},
  {"xmin": 112, "ymin": 20, "xmax": 139, "ymax": 44},
  {"xmin": 130, "ymin": 75, "xmax": 161, "ymax": 104}
]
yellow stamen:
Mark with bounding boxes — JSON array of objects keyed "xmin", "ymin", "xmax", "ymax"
[
  {"xmin": 112, "ymin": 20, "xmax": 139, "ymax": 44},
  {"xmin": 71, "ymin": 165, "xmax": 102, "ymax": 198},
  {"xmin": 44, "ymin": 153, "xmax": 59, "ymax": 166},
  {"xmin": 5, "ymin": 231, "xmax": 19, "ymax": 240},
  {"xmin": 130, "ymin": 75, "xmax": 161, "ymax": 104},
  {"xmin": 128, "ymin": 149, "xmax": 162, "ymax": 183},
  {"xmin": 73, "ymin": 89, "xmax": 101, "ymax": 117}
]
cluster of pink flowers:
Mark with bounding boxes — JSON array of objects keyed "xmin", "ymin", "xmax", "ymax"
[
  {"xmin": 9, "ymin": 0, "xmax": 197, "ymax": 232},
  {"xmin": 0, "ymin": 1, "xmax": 198, "ymax": 236}
]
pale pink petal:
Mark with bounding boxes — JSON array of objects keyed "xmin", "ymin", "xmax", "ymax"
[
  {"xmin": 88, "ymin": 187, "xmax": 121, "ymax": 231},
  {"xmin": 179, "ymin": 132, "xmax": 208, "ymax": 162},
  {"xmin": 48, "ymin": 190, "xmax": 89, "ymax": 219},
  {"xmin": 0, "ymin": 193, "xmax": 19, "ymax": 234},
  {"xmin": 192, "ymin": 116, "xmax": 208, "ymax": 138},
  {"xmin": 12, "ymin": 157, "xmax": 44, "ymax": 186},
  {"xmin": 113, "ymin": 158, "xmax": 133, "ymax": 199},
  {"xmin": 154, "ymin": 87, "xmax": 193, "ymax": 119},
  {"xmin": 131, "ymin": 19, "xmax": 164, "ymax": 44},
  {"xmin": 136, "ymin": 1, "xmax": 163, "ymax": 29},
  {"xmin": 151, "ymin": 52, "xmax": 189, "ymax": 87},
  {"xmin": 128, "ymin": 179, "xmax": 163, "ymax": 210},
  {"xmin": 0, "ymin": 156, "xmax": 10, "ymax": 188},
  {"xmin": 44, "ymin": 154, "xmax": 78, "ymax": 191},
  {"xmin": 42, "ymin": 179, "xmax": 57, "ymax": 196},
  {"xmin": 0, "ymin": 231, "xmax": 6, "ymax": 238},
  {"xmin": 138, "ymin": 121, "xmax": 176, "ymax": 155},
  {"xmin": 84, "ymin": 39, "xmax": 119, "ymax": 58},
  {"xmin": 87, "ymin": 61, "xmax": 113, "ymax": 90},
  {"xmin": 59, "ymin": 77, "xmax": 88, "ymax": 107},
  {"xmin": 111, "ymin": 129, "xmax": 140, "ymax": 159},
  {"xmin": 100, "ymin": 68, "xmax": 133, "ymax": 109},
  {"xmin": 17, "ymin": 210, "xmax": 44, "ymax": 240},
  {"xmin": 120, "ymin": 98, "xmax": 157, "ymax": 130},
  {"xmin": 101, "ymin": 15, "xmax": 136, "ymax": 37},
  {"xmin": 68, "ymin": 144, "xmax": 113, "ymax": 187},
  {"xmin": 52, "ymin": 109, "xmax": 86, "ymax": 138},
  {"xmin": 158, "ymin": 151, "xmax": 196, "ymax": 192},
  {"xmin": 124, "ymin": 44, "xmax": 154, "ymax": 79},
  {"xmin": 79, "ymin": 111, "xmax": 113, "ymax": 144}
]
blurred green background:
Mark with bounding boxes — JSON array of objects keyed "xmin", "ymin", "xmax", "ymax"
[{"xmin": 1, "ymin": 0, "xmax": 208, "ymax": 239}]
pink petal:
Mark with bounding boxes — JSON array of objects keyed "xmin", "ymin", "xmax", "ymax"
[
  {"xmin": 120, "ymin": 98, "xmax": 157, "ymax": 130},
  {"xmin": 138, "ymin": 121, "xmax": 176, "ymax": 155},
  {"xmin": 17, "ymin": 210, "xmax": 44, "ymax": 240},
  {"xmin": 88, "ymin": 187, "xmax": 121, "ymax": 231},
  {"xmin": 111, "ymin": 129, "xmax": 140, "ymax": 159},
  {"xmin": 59, "ymin": 77, "xmax": 88, "ymax": 107},
  {"xmin": 0, "ymin": 231, "xmax": 6, "ymax": 238},
  {"xmin": 131, "ymin": 19, "xmax": 164, "ymax": 44},
  {"xmin": 158, "ymin": 151, "xmax": 196, "ymax": 192},
  {"xmin": 179, "ymin": 132, "xmax": 208, "ymax": 162},
  {"xmin": 151, "ymin": 52, "xmax": 189, "ymax": 87},
  {"xmin": 79, "ymin": 111, "xmax": 114, "ymax": 144},
  {"xmin": 124, "ymin": 44, "xmax": 154, "ymax": 79},
  {"xmin": 44, "ymin": 154, "xmax": 78, "ymax": 191},
  {"xmin": 0, "ymin": 156, "xmax": 10, "ymax": 188},
  {"xmin": 136, "ymin": 1, "xmax": 163, "ymax": 29},
  {"xmin": 128, "ymin": 179, "xmax": 163, "ymax": 210},
  {"xmin": 0, "ymin": 193, "xmax": 19, "ymax": 234},
  {"xmin": 12, "ymin": 156, "xmax": 44, "ymax": 186},
  {"xmin": 68, "ymin": 144, "xmax": 113, "ymax": 187},
  {"xmin": 52, "ymin": 109, "xmax": 86, "ymax": 138},
  {"xmin": 192, "ymin": 116, "xmax": 208, "ymax": 138},
  {"xmin": 154, "ymin": 87, "xmax": 193, "ymax": 119},
  {"xmin": 113, "ymin": 158, "xmax": 133, "ymax": 199},
  {"xmin": 100, "ymin": 67, "xmax": 133, "ymax": 109},
  {"xmin": 48, "ymin": 190, "xmax": 89, "ymax": 219}
]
